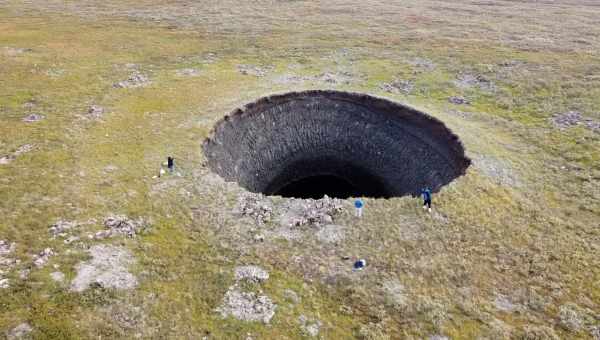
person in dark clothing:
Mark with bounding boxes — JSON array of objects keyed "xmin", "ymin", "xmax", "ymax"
[
  {"xmin": 167, "ymin": 156, "xmax": 174, "ymax": 173},
  {"xmin": 421, "ymin": 188, "xmax": 432, "ymax": 212}
]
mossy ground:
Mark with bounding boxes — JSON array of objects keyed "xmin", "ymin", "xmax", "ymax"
[{"xmin": 1, "ymin": 1, "xmax": 599, "ymax": 339}]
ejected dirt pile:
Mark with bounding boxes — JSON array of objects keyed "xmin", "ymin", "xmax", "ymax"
[{"xmin": 203, "ymin": 90, "xmax": 470, "ymax": 198}]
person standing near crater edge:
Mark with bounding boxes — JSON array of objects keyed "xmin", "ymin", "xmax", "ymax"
[
  {"xmin": 421, "ymin": 188, "xmax": 432, "ymax": 213},
  {"xmin": 354, "ymin": 199, "xmax": 364, "ymax": 218}
]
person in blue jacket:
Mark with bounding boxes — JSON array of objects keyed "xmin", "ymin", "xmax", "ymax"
[
  {"xmin": 421, "ymin": 188, "xmax": 432, "ymax": 212},
  {"xmin": 354, "ymin": 198, "xmax": 364, "ymax": 218}
]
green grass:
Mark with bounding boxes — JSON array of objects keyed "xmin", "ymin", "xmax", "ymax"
[{"xmin": 1, "ymin": 2, "xmax": 599, "ymax": 338}]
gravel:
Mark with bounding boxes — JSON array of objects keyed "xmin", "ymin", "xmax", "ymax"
[{"xmin": 216, "ymin": 286, "xmax": 276, "ymax": 324}]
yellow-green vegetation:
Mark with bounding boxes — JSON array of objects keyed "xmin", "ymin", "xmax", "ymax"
[{"xmin": 1, "ymin": 1, "xmax": 599, "ymax": 339}]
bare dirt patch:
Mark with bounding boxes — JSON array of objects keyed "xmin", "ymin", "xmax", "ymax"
[{"xmin": 71, "ymin": 244, "xmax": 138, "ymax": 292}]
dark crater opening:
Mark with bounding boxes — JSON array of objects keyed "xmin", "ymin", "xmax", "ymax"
[{"xmin": 203, "ymin": 90, "xmax": 471, "ymax": 199}]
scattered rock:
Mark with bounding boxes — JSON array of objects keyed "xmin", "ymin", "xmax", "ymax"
[
  {"xmin": 49, "ymin": 220, "xmax": 78, "ymax": 238},
  {"xmin": 103, "ymin": 164, "xmax": 119, "ymax": 173},
  {"xmin": 175, "ymin": 68, "xmax": 201, "ymax": 77},
  {"xmin": 454, "ymin": 73, "xmax": 495, "ymax": 91},
  {"xmin": 2, "ymin": 47, "xmax": 31, "ymax": 56},
  {"xmin": 22, "ymin": 113, "xmax": 44, "ymax": 122},
  {"xmin": 102, "ymin": 214, "xmax": 149, "ymax": 238},
  {"xmin": 64, "ymin": 236, "xmax": 80, "ymax": 244},
  {"xmin": 45, "ymin": 68, "xmax": 65, "ymax": 78},
  {"xmin": 298, "ymin": 315, "xmax": 322, "ymax": 337},
  {"xmin": 0, "ymin": 278, "xmax": 9, "ymax": 289},
  {"xmin": 14, "ymin": 144, "xmax": 34, "ymax": 156},
  {"xmin": 70, "ymin": 244, "xmax": 138, "ymax": 292},
  {"xmin": 50, "ymin": 271, "xmax": 65, "ymax": 283},
  {"xmin": 494, "ymin": 294, "xmax": 520, "ymax": 313},
  {"xmin": 216, "ymin": 286, "xmax": 276, "ymax": 324},
  {"xmin": 235, "ymin": 193, "xmax": 273, "ymax": 225},
  {"xmin": 33, "ymin": 248, "xmax": 54, "ymax": 268},
  {"xmin": 0, "ymin": 144, "xmax": 34, "ymax": 165},
  {"xmin": 590, "ymin": 326, "xmax": 600, "ymax": 340},
  {"xmin": 87, "ymin": 105, "xmax": 104, "ymax": 119},
  {"xmin": 315, "ymin": 71, "xmax": 355, "ymax": 85},
  {"xmin": 237, "ymin": 64, "xmax": 271, "ymax": 77},
  {"xmin": 0, "ymin": 156, "xmax": 11, "ymax": 165},
  {"xmin": 315, "ymin": 224, "xmax": 345, "ymax": 243},
  {"xmin": 234, "ymin": 266, "xmax": 269, "ymax": 283},
  {"xmin": 558, "ymin": 303, "xmax": 584, "ymax": 332},
  {"xmin": 279, "ymin": 195, "xmax": 343, "ymax": 228},
  {"xmin": 551, "ymin": 111, "xmax": 600, "ymax": 132},
  {"xmin": 113, "ymin": 72, "xmax": 151, "ymax": 88},
  {"xmin": 379, "ymin": 79, "xmax": 414, "ymax": 94},
  {"xmin": 448, "ymin": 96, "xmax": 469, "ymax": 105},
  {"xmin": 7, "ymin": 322, "xmax": 33, "ymax": 340}
]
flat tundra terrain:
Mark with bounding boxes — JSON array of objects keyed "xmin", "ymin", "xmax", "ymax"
[{"xmin": 0, "ymin": 0, "xmax": 599, "ymax": 339}]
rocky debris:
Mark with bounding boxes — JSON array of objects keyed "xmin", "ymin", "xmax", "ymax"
[
  {"xmin": 87, "ymin": 105, "xmax": 104, "ymax": 119},
  {"xmin": 235, "ymin": 194, "xmax": 273, "ymax": 225},
  {"xmin": 551, "ymin": 111, "xmax": 600, "ymax": 132},
  {"xmin": 71, "ymin": 244, "xmax": 138, "ymax": 292},
  {"xmin": 272, "ymin": 74, "xmax": 307, "ymax": 84},
  {"xmin": 22, "ymin": 113, "xmax": 44, "ymax": 122},
  {"xmin": 49, "ymin": 220, "xmax": 78, "ymax": 238},
  {"xmin": 379, "ymin": 79, "xmax": 414, "ymax": 94},
  {"xmin": 316, "ymin": 71, "xmax": 355, "ymax": 85},
  {"xmin": 237, "ymin": 64, "xmax": 271, "ymax": 77},
  {"xmin": 234, "ymin": 266, "xmax": 269, "ymax": 283},
  {"xmin": 175, "ymin": 68, "xmax": 201, "ymax": 77},
  {"xmin": 0, "ymin": 278, "xmax": 9, "ymax": 289},
  {"xmin": 94, "ymin": 215, "xmax": 149, "ymax": 239},
  {"xmin": 64, "ymin": 236, "xmax": 80, "ymax": 245},
  {"xmin": 216, "ymin": 286, "xmax": 276, "ymax": 324},
  {"xmin": 474, "ymin": 155, "xmax": 520, "ymax": 187},
  {"xmin": 50, "ymin": 271, "xmax": 65, "ymax": 283},
  {"xmin": 590, "ymin": 326, "xmax": 600, "ymax": 340},
  {"xmin": 558, "ymin": 303, "xmax": 584, "ymax": 332},
  {"xmin": 298, "ymin": 315, "xmax": 322, "ymax": 337},
  {"xmin": 454, "ymin": 73, "xmax": 495, "ymax": 91},
  {"xmin": 7, "ymin": 323, "xmax": 33, "ymax": 340},
  {"xmin": 33, "ymin": 248, "xmax": 54, "ymax": 268},
  {"xmin": 113, "ymin": 72, "xmax": 151, "ymax": 88},
  {"xmin": 0, "ymin": 144, "xmax": 34, "ymax": 165},
  {"xmin": 0, "ymin": 156, "xmax": 10, "ymax": 165},
  {"xmin": 494, "ymin": 294, "xmax": 520, "ymax": 313},
  {"xmin": 448, "ymin": 96, "xmax": 470, "ymax": 105},
  {"xmin": 279, "ymin": 195, "xmax": 343, "ymax": 228},
  {"xmin": 315, "ymin": 224, "xmax": 345, "ymax": 243}
]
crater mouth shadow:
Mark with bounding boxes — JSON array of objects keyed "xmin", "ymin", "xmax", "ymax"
[{"xmin": 203, "ymin": 90, "xmax": 471, "ymax": 199}]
